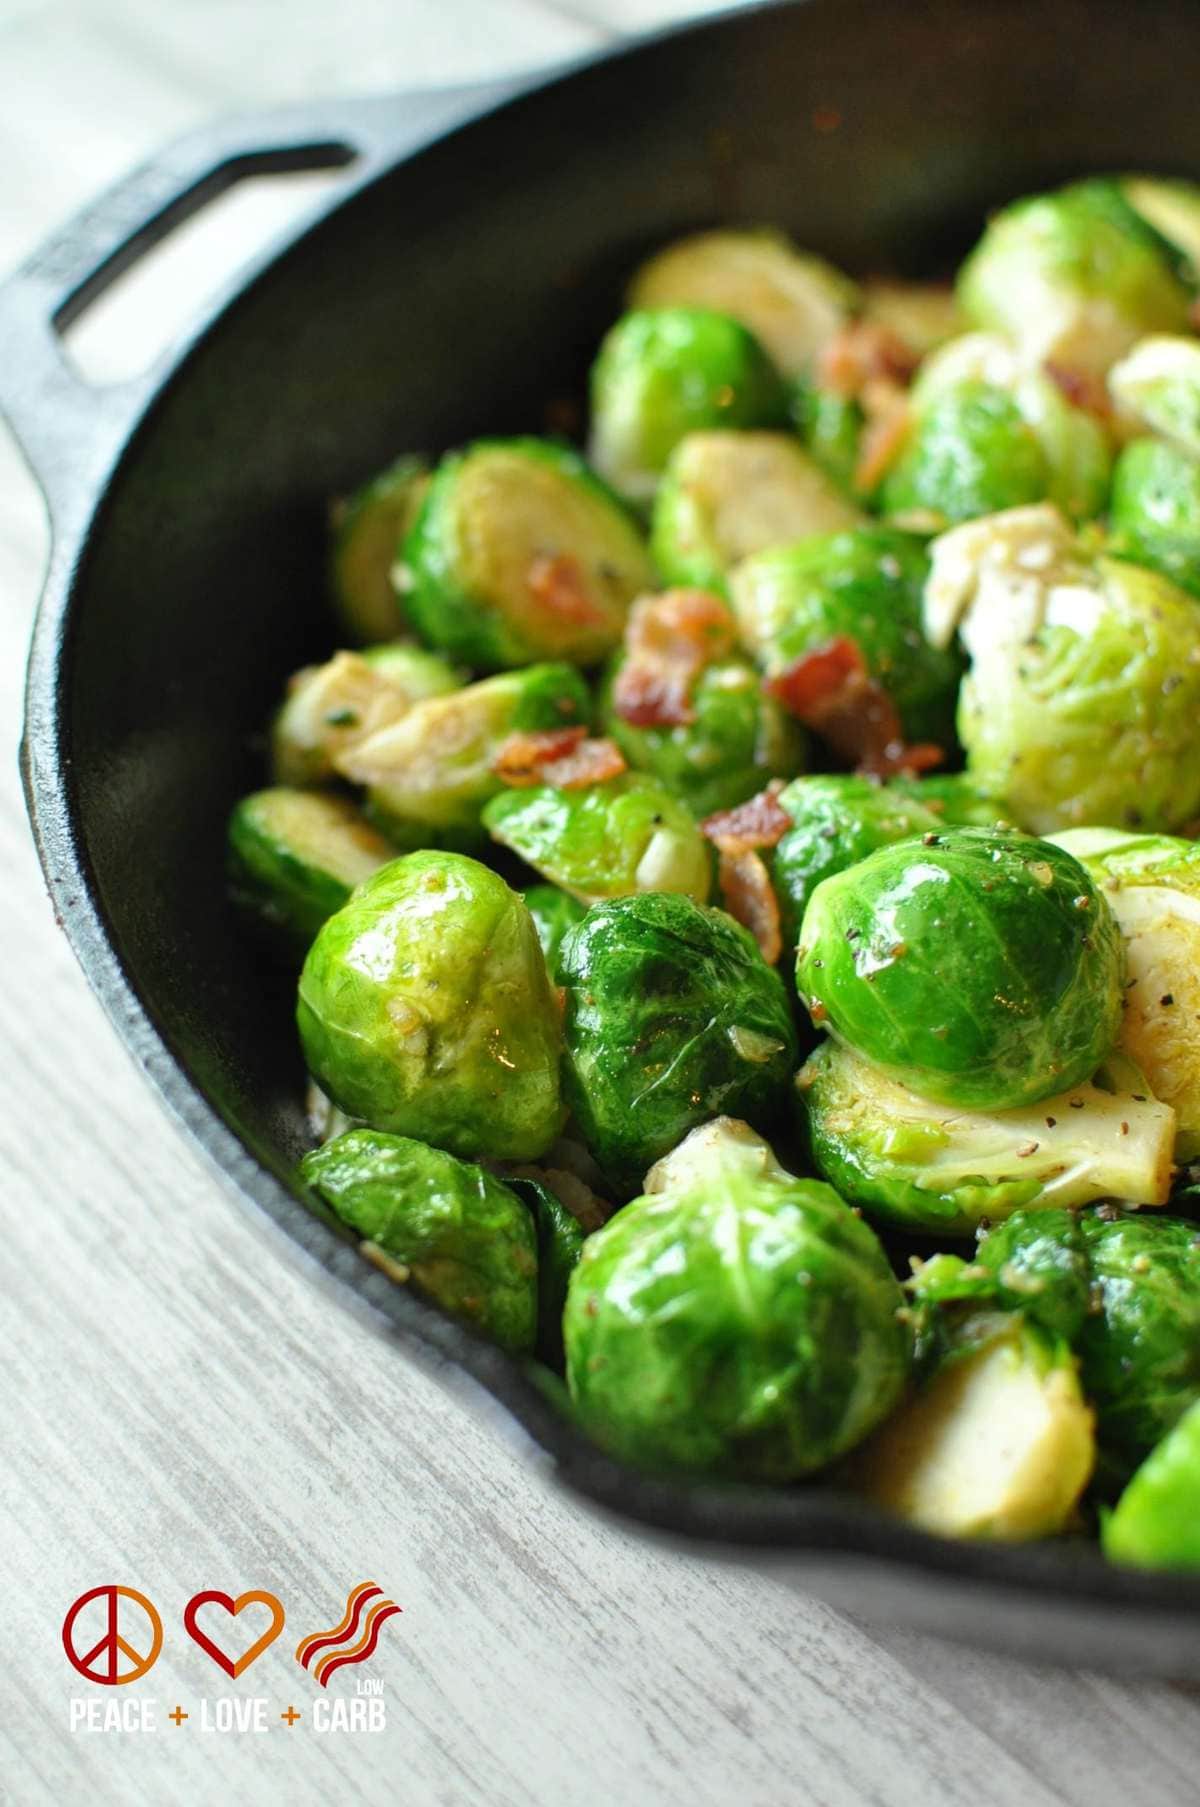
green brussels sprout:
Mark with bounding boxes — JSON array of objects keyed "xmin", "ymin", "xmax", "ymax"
[
  {"xmin": 1120, "ymin": 177, "xmax": 1200, "ymax": 283},
  {"xmin": 557, "ymin": 893, "xmax": 798, "ymax": 1195},
  {"xmin": 1108, "ymin": 437, "xmax": 1200, "ymax": 599},
  {"xmin": 1103, "ymin": 1397, "xmax": 1200, "ymax": 1571},
  {"xmin": 329, "ymin": 454, "xmax": 431, "ymax": 645},
  {"xmin": 297, "ymin": 852, "xmax": 564, "ymax": 1161},
  {"xmin": 887, "ymin": 771, "xmax": 1011, "ymax": 828},
  {"xmin": 850, "ymin": 1310, "xmax": 1095, "ymax": 1541},
  {"xmin": 649, "ymin": 430, "xmax": 862, "ymax": 594},
  {"xmin": 628, "ymin": 229, "xmax": 859, "ymax": 379},
  {"xmin": 522, "ymin": 884, "xmax": 588, "ymax": 981},
  {"xmin": 400, "ymin": 438, "xmax": 654, "ymax": 669},
  {"xmin": 482, "ymin": 774, "xmax": 712, "ymax": 907},
  {"xmin": 730, "ymin": 527, "xmax": 962, "ymax": 751},
  {"xmin": 957, "ymin": 178, "xmax": 1193, "ymax": 376},
  {"xmin": 563, "ymin": 1117, "xmax": 910, "ymax": 1478},
  {"xmin": 271, "ymin": 644, "xmax": 461, "ymax": 788},
  {"xmin": 789, "ymin": 379, "xmax": 863, "ymax": 493},
  {"xmin": 797, "ymin": 827, "xmax": 1125, "ymax": 1111},
  {"xmin": 587, "ymin": 309, "xmax": 787, "ymax": 505},
  {"xmin": 909, "ymin": 1208, "xmax": 1093, "ymax": 1348},
  {"xmin": 925, "ymin": 503, "xmax": 1200, "ymax": 834},
  {"xmin": 1053, "ymin": 828, "xmax": 1200, "ymax": 1159},
  {"xmin": 332, "ymin": 662, "xmax": 591, "ymax": 840},
  {"xmin": 1109, "ymin": 335, "xmax": 1200, "ymax": 454},
  {"xmin": 299, "ymin": 1128, "xmax": 537, "ymax": 1353},
  {"xmin": 882, "ymin": 380, "xmax": 1048, "ymax": 527},
  {"xmin": 228, "ymin": 788, "xmax": 394, "ymax": 952},
  {"xmin": 798, "ymin": 1038, "xmax": 1175, "ymax": 1234},
  {"xmin": 504, "ymin": 1173, "xmax": 594, "ymax": 1368}
]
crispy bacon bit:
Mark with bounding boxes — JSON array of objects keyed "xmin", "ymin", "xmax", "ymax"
[
  {"xmin": 716, "ymin": 847, "xmax": 783, "ymax": 965},
  {"xmin": 611, "ymin": 589, "xmax": 737, "ymax": 727},
  {"xmin": 701, "ymin": 780, "xmax": 791, "ymax": 852},
  {"xmin": 490, "ymin": 726, "xmax": 626, "ymax": 790},
  {"xmin": 1044, "ymin": 361, "xmax": 1112, "ymax": 420},
  {"xmin": 854, "ymin": 390, "xmax": 913, "ymax": 493},
  {"xmin": 817, "ymin": 321, "xmax": 920, "ymax": 401},
  {"xmin": 526, "ymin": 552, "xmax": 606, "ymax": 626},
  {"xmin": 765, "ymin": 636, "xmax": 944, "ymax": 779}
]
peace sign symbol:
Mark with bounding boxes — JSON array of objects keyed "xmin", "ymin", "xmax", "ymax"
[{"xmin": 62, "ymin": 1586, "xmax": 163, "ymax": 1686}]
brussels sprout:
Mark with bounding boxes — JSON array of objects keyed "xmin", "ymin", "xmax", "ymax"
[
  {"xmin": 861, "ymin": 279, "xmax": 964, "ymax": 357},
  {"xmin": 649, "ymin": 430, "xmax": 862, "ymax": 593},
  {"xmin": 329, "ymin": 455, "xmax": 431, "ymax": 645},
  {"xmin": 228, "ymin": 788, "xmax": 394, "ymax": 952},
  {"xmin": 729, "ymin": 526, "xmax": 962, "ymax": 750},
  {"xmin": 587, "ymin": 309, "xmax": 787, "ymax": 505},
  {"xmin": 925, "ymin": 503, "xmax": 1200, "ymax": 834},
  {"xmin": 628, "ymin": 229, "xmax": 859, "ymax": 379},
  {"xmin": 271, "ymin": 644, "xmax": 462, "ymax": 788},
  {"xmin": 483, "ymin": 774, "xmax": 711, "ymax": 907},
  {"xmin": 798, "ymin": 1038, "xmax": 1175, "ymax": 1234},
  {"xmin": 789, "ymin": 379, "xmax": 863, "ymax": 493},
  {"xmin": 563, "ymin": 1117, "xmax": 910, "ymax": 1478},
  {"xmin": 1053, "ymin": 828, "xmax": 1200, "ymax": 1159},
  {"xmin": 909, "ymin": 1208, "xmax": 1093, "ymax": 1347},
  {"xmin": 1120, "ymin": 177, "xmax": 1200, "ymax": 283},
  {"xmin": 797, "ymin": 827, "xmax": 1125, "ymax": 1112},
  {"xmin": 522, "ymin": 884, "xmax": 588, "ymax": 981},
  {"xmin": 332, "ymin": 662, "xmax": 590, "ymax": 840},
  {"xmin": 1108, "ymin": 437, "xmax": 1200, "ymax": 599},
  {"xmin": 401, "ymin": 438, "xmax": 653, "ymax": 669},
  {"xmin": 957, "ymin": 178, "xmax": 1193, "ymax": 376},
  {"xmin": 1103, "ymin": 1398, "xmax": 1200, "ymax": 1571},
  {"xmin": 504, "ymin": 1173, "xmax": 591, "ymax": 1368},
  {"xmin": 1109, "ymin": 335, "xmax": 1200, "ymax": 454},
  {"xmin": 852, "ymin": 1311, "xmax": 1094, "ymax": 1540},
  {"xmin": 887, "ymin": 771, "xmax": 1011, "ymax": 828},
  {"xmin": 557, "ymin": 893, "xmax": 798, "ymax": 1195},
  {"xmin": 300, "ymin": 1128, "xmax": 537, "ymax": 1353},
  {"xmin": 297, "ymin": 852, "xmax": 564, "ymax": 1161}
]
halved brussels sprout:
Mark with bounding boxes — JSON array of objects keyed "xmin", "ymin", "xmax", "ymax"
[
  {"xmin": 557, "ymin": 893, "xmax": 798, "ymax": 1196},
  {"xmin": 729, "ymin": 526, "xmax": 962, "ymax": 750},
  {"xmin": 796, "ymin": 827, "xmax": 1125, "ymax": 1111},
  {"xmin": 329, "ymin": 455, "xmax": 431, "ymax": 645},
  {"xmin": 401, "ymin": 438, "xmax": 654, "ymax": 669},
  {"xmin": 1120, "ymin": 177, "xmax": 1200, "ymax": 283},
  {"xmin": 957, "ymin": 178, "xmax": 1193, "ymax": 376},
  {"xmin": 1053, "ymin": 828, "xmax": 1200, "ymax": 1160},
  {"xmin": 562, "ymin": 1117, "xmax": 910, "ymax": 1478},
  {"xmin": 798, "ymin": 1038, "xmax": 1175, "ymax": 1234},
  {"xmin": 332, "ymin": 662, "xmax": 590, "ymax": 839},
  {"xmin": 925, "ymin": 503, "xmax": 1200, "ymax": 833},
  {"xmin": 300, "ymin": 1128, "xmax": 537, "ymax": 1353},
  {"xmin": 852, "ymin": 1310, "xmax": 1094, "ymax": 1541},
  {"xmin": 228, "ymin": 788, "xmax": 394, "ymax": 951},
  {"xmin": 1109, "ymin": 334, "xmax": 1200, "ymax": 453},
  {"xmin": 297, "ymin": 852, "xmax": 564, "ymax": 1161},
  {"xmin": 483, "ymin": 774, "xmax": 712, "ymax": 907},
  {"xmin": 588, "ymin": 309, "xmax": 787, "ymax": 505},
  {"xmin": 650, "ymin": 430, "xmax": 862, "ymax": 593},
  {"xmin": 628, "ymin": 229, "xmax": 859, "ymax": 378},
  {"xmin": 1103, "ymin": 1397, "xmax": 1200, "ymax": 1571},
  {"xmin": 522, "ymin": 884, "xmax": 588, "ymax": 982},
  {"xmin": 1108, "ymin": 437, "xmax": 1200, "ymax": 599},
  {"xmin": 271, "ymin": 643, "xmax": 462, "ymax": 788}
]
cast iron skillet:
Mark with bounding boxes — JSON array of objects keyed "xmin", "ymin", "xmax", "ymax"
[{"xmin": 8, "ymin": 0, "xmax": 1200, "ymax": 1673}]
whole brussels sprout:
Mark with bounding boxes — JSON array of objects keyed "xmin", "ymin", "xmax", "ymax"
[
  {"xmin": 522, "ymin": 884, "xmax": 588, "ymax": 982},
  {"xmin": 401, "ymin": 438, "xmax": 654, "ymax": 669},
  {"xmin": 909, "ymin": 1208, "xmax": 1092, "ymax": 1348},
  {"xmin": 1104, "ymin": 1397, "xmax": 1200, "ymax": 1571},
  {"xmin": 628, "ymin": 229, "xmax": 858, "ymax": 379},
  {"xmin": 483, "ymin": 773, "xmax": 712, "ymax": 907},
  {"xmin": 300, "ymin": 1128, "xmax": 538, "ymax": 1352},
  {"xmin": 587, "ymin": 308, "xmax": 787, "ymax": 505},
  {"xmin": 504, "ymin": 1173, "xmax": 594, "ymax": 1368},
  {"xmin": 557, "ymin": 894, "xmax": 798, "ymax": 1195},
  {"xmin": 228, "ymin": 788, "xmax": 393, "ymax": 952},
  {"xmin": 650, "ymin": 430, "xmax": 861, "ymax": 594},
  {"xmin": 730, "ymin": 526, "xmax": 962, "ymax": 751},
  {"xmin": 924, "ymin": 503, "xmax": 1200, "ymax": 834},
  {"xmin": 297, "ymin": 852, "xmax": 564, "ymax": 1161},
  {"xmin": 798, "ymin": 1038, "xmax": 1175, "ymax": 1234},
  {"xmin": 563, "ymin": 1117, "xmax": 910, "ymax": 1478},
  {"xmin": 272, "ymin": 643, "xmax": 461, "ymax": 788},
  {"xmin": 885, "ymin": 771, "xmax": 1010, "ymax": 828},
  {"xmin": 1108, "ymin": 437, "xmax": 1200, "ymax": 600},
  {"xmin": 329, "ymin": 454, "xmax": 431, "ymax": 645},
  {"xmin": 333, "ymin": 662, "xmax": 590, "ymax": 841},
  {"xmin": 796, "ymin": 827, "xmax": 1125, "ymax": 1111},
  {"xmin": 1053, "ymin": 828, "xmax": 1200, "ymax": 1159},
  {"xmin": 957, "ymin": 178, "xmax": 1193, "ymax": 377}
]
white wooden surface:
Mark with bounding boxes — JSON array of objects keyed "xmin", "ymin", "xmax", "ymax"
[{"xmin": 2, "ymin": 6, "xmax": 1200, "ymax": 1803}]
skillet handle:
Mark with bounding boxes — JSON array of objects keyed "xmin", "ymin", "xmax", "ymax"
[{"xmin": 0, "ymin": 85, "xmax": 515, "ymax": 528}]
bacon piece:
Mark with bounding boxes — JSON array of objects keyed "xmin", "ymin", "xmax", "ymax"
[
  {"xmin": 526, "ymin": 552, "xmax": 606, "ymax": 626},
  {"xmin": 490, "ymin": 727, "xmax": 626, "ymax": 790},
  {"xmin": 765, "ymin": 636, "xmax": 944, "ymax": 779},
  {"xmin": 854, "ymin": 388, "xmax": 913, "ymax": 493},
  {"xmin": 611, "ymin": 589, "xmax": 737, "ymax": 727},
  {"xmin": 701, "ymin": 781, "xmax": 791, "ymax": 853},
  {"xmin": 817, "ymin": 321, "xmax": 920, "ymax": 400},
  {"xmin": 1044, "ymin": 361, "xmax": 1112, "ymax": 420},
  {"xmin": 716, "ymin": 847, "xmax": 783, "ymax": 965}
]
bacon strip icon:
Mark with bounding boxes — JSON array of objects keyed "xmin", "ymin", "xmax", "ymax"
[{"xmin": 294, "ymin": 1581, "xmax": 402, "ymax": 1689}]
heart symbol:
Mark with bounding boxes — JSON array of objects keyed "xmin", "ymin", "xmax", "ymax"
[{"xmin": 183, "ymin": 1591, "xmax": 285, "ymax": 1678}]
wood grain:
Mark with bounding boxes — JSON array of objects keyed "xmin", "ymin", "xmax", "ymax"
[{"xmin": 1, "ymin": 6, "xmax": 1199, "ymax": 1803}]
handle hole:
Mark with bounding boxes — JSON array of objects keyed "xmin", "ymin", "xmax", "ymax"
[{"xmin": 56, "ymin": 146, "xmax": 357, "ymax": 386}]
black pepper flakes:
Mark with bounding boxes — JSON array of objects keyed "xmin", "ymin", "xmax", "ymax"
[
  {"xmin": 1162, "ymin": 994, "xmax": 1176, "ymax": 1007},
  {"xmin": 1045, "ymin": 1116, "xmax": 1057, "ymax": 1128}
]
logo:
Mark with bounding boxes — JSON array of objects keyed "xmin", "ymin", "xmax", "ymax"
[
  {"xmin": 62, "ymin": 1586, "xmax": 163, "ymax": 1686},
  {"xmin": 183, "ymin": 1591, "xmax": 286, "ymax": 1678},
  {"xmin": 295, "ymin": 1582, "xmax": 401, "ymax": 1689}
]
